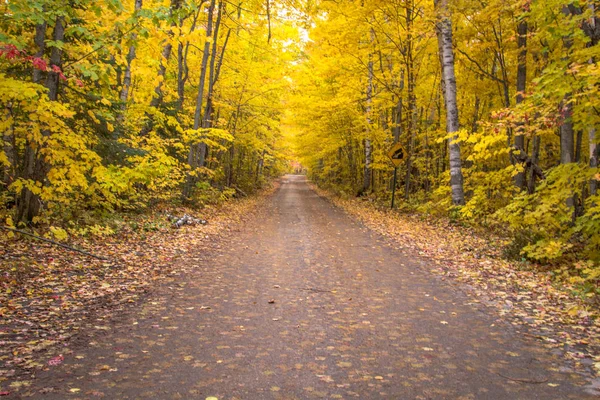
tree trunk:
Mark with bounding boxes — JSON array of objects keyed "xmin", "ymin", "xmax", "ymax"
[
  {"xmin": 255, "ymin": 149, "xmax": 265, "ymax": 185},
  {"xmin": 585, "ymin": 3, "xmax": 599, "ymax": 196},
  {"xmin": 404, "ymin": 1, "xmax": 416, "ymax": 200},
  {"xmin": 17, "ymin": 17, "xmax": 64, "ymax": 223},
  {"xmin": 150, "ymin": 0, "xmax": 181, "ymax": 108},
  {"xmin": 435, "ymin": 0, "xmax": 465, "ymax": 206},
  {"xmin": 177, "ymin": 5, "xmax": 203, "ymax": 109},
  {"xmin": 199, "ymin": 1, "xmax": 226, "ymax": 168},
  {"xmin": 591, "ymin": 127, "xmax": 599, "ymax": 196},
  {"xmin": 117, "ymin": 0, "xmax": 143, "ymax": 129},
  {"xmin": 139, "ymin": 0, "xmax": 181, "ymax": 136},
  {"xmin": 575, "ymin": 130, "xmax": 583, "ymax": 163},
  {"xmin": 32, "ymin": 21, "xmax": 47, "ymax": 84},
  {"xmin": 527, "ymin": 135, "xmax": 541, "ymax": 194},
  {"xmin": 183, "ymin": 0, "xmax": 216, "ymax": 198},
  {"xmin": 120, "ymin": 0, "xmax": 143, "ymax": 105},
  {"xmin": 362, "ymin": 29, "xmax": 374, "ymax": 194},
  {"xmin": 514, "ymin": 18, "xmax": 527, "ymax": 190},
  {"xmin": 560, "ymin": 97, "xmax": 575, "ymax": 164}
]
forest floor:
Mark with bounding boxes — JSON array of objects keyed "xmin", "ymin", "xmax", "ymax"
[
  {"xmin": 0, "ymin": 184, "xmax": 276, "ymax": 397},
  {"xmin": 0, "ymin": 175, "xmax": 598, "ymax": 398}
]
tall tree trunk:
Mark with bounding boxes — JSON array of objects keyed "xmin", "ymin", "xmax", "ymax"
[
  {"xmin": 32, "ymin": 21, "xmax": 47, "ymax": 84},
  {"xmin": 435, "ymin": 0, "xmax": 465, "ymax": 206},
  {"xmin": 362, "ymin": 29, "xmax": 374, "ymax": 194},
  {"xmin": 150, "ymin": 0, "xmax": 181, "ymax": 108},
  {"xmin": 527, "ymin": 135, "xmax": 541, "ymax": 194},
  {"xmin": 560, "ymin": 97, "xmax": 575, "ymax": 164},
  {"xmin": 198, "ymin": 1, "xmax": 226, "ymax": 168},
  {"xmin": 183, "ymin": 0, "xmax": 216, "ymax": 198},
  {"xmin": 575, "ymin": 130, "xmax": 583, "ymax": 163},
  {"xmin": 139, "ymin": 0, "xmax": 182, "ymax": 136},
  {"xmin": 255, "ymin": 149, "xmax": 265, "ymax": 185},
  {"xmin": 2, "ymin": 108, "xmax": 16, "ymax": 187},
  {"xmin": 404, "ymin": 1, "xmax": 416, "ymax": 200},
  {"xmin": 118, "ymin": 0, "xmax": 143, "ymax": 126},
  {"xmin": 17, "ymin": 17, "xmax": 64, "ymax": 223},
  {"xmin": 585, "ymin": 3, "xmax": 599, "ymax": 196},
  {"xmin": 591, "ymin": 127, "xmax": 599, "ymax": 196},
  {"xmin": 177, "ymin": 3, "xmax": 204, "ymax": 109},
  {"xmin": 514, "ymin": 18, "xmax": 527, "ymax": 190},
  {"xmin": 391, "ymin": 69, "xmax": 404, "ymax": 145},
  {"xmin": 560, "ymin": 5, "xmax": 575, "ymax": 166},
  {"xmin": 120, "ymin": 0, "xmax": 143, "ymax": 104}
]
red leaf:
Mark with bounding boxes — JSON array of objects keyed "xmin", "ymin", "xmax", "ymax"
[
  {"xmin": 32, "ymin": 57, "xmax": 48, "ymax": 71},
  {"xmin": 0, "ymin": 44, "xmax": 20, "ymax": 60},
  {"xmin": 48, "ymin": 354, "xmax": 64, "ymax": 366}
]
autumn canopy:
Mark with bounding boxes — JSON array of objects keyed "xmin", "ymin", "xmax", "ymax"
[{"xmin": 1, "ymin": 0, "xmax": 600, "ymax": 279}]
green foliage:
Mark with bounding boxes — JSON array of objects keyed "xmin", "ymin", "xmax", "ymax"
[
  {"xmin": 1, "ymin": 0, "xmax": 295, "ymax": 228},
  {"xmin": 194, "ymin": 181, "xmax": 235, "ymax": 206},
  {"xmin": 495, "ymin": 164, "xmax": 589, "ymax": 260}
]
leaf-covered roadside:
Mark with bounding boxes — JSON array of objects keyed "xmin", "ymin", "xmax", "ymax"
[
  {"xmin": 315, "ymin": 186, "xmax": 600, "ymax": 378},
  {"xmin": 0, "ymin": 185, "xmax": 275, "ymax": 390}
]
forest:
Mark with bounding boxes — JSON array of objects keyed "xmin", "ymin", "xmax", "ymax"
[
  {"xmin": 0, "ymin": 0, "xmax": 297, "ymax": 224},
  {"xmin": 1, "ymin": 0, "xmax": 600, "ymax": 289},
  {"xmin": 290, "ymin": 0, "xmax": 600, "ymax": 291}
]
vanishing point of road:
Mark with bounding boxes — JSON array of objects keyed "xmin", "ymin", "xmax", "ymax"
[{"xmin": 32, "ymin": 175, "xmax": 594, "ymax": 399}]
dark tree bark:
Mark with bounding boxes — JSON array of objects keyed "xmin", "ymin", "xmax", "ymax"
[
  {"xmin": 527, "ymin": 135, "xmax": 541, "ymax": 194},
  {"xmin": 404, "ymin": 0, "xmax": 416, "ymax": 200},
  {"xmin": 150, "ymin": 0, "xmax": 182, "ymax": 108},
  {"xmin": 118, "ymin": 0, "xmax": 143, "ymax": 127},
  {"xmin": 140, "ymin": 0, "xmax": 182, "ymax": 136},
  {"xmin": 514, "ymin": 18, "xmax": 528, "ymax": 190},
  {"xmin": 198, "ymin": 1, "xmax": 226, "ymax": 168},
  {"xmin": 575, "ymin": 130, "xmax": 583, "ymax": 163},
  {"xmin": 33, "ymin": 21, "xmax": 47, "ymax": 84},
  {"xmin": 17, "ymin": 17, "xmax": 64, "ymax": 223},
  {"xmin": 183, "ymin": 0, "xmax": 216, "ymax": 198},
  {"xmin": 560, "ymin": 97, "xmax": 575, "ymax": 164},
  {"xmin": 178, "ymin": 3, "xmax": 205, "ymax": 109},
  {"xmin": 362, "ymin": 28, "xmax": 374, "ymax": 194},
  {"xmin": 591, "ymin": 127, "xmax": 599, "ymax": 196},
  {"xmin": 120, "ymin": 0, "xmax": 143, "ymax": 105}
]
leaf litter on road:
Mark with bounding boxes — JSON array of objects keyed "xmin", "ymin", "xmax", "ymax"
[
  {"xmin": 0, "ymin": 187, "xmax": 276, "ymax": 393},
  {"xmin": 316, "ymin": 186, "xmax": 600, "ymax": 378}
]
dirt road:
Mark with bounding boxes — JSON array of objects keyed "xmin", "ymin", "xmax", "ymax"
[{"xmin": 28, "ymin": 175, "xmax": 593, "ymax": 398}]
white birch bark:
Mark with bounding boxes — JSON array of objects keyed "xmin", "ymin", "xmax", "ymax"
[{"xmin": 435, "ymin": 0, "xmax": 465, "ymax": 206}]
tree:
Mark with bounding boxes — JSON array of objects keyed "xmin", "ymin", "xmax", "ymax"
[{"xmin": 435, "ymin": 0, "xmax": 465, "ymax": 206}]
